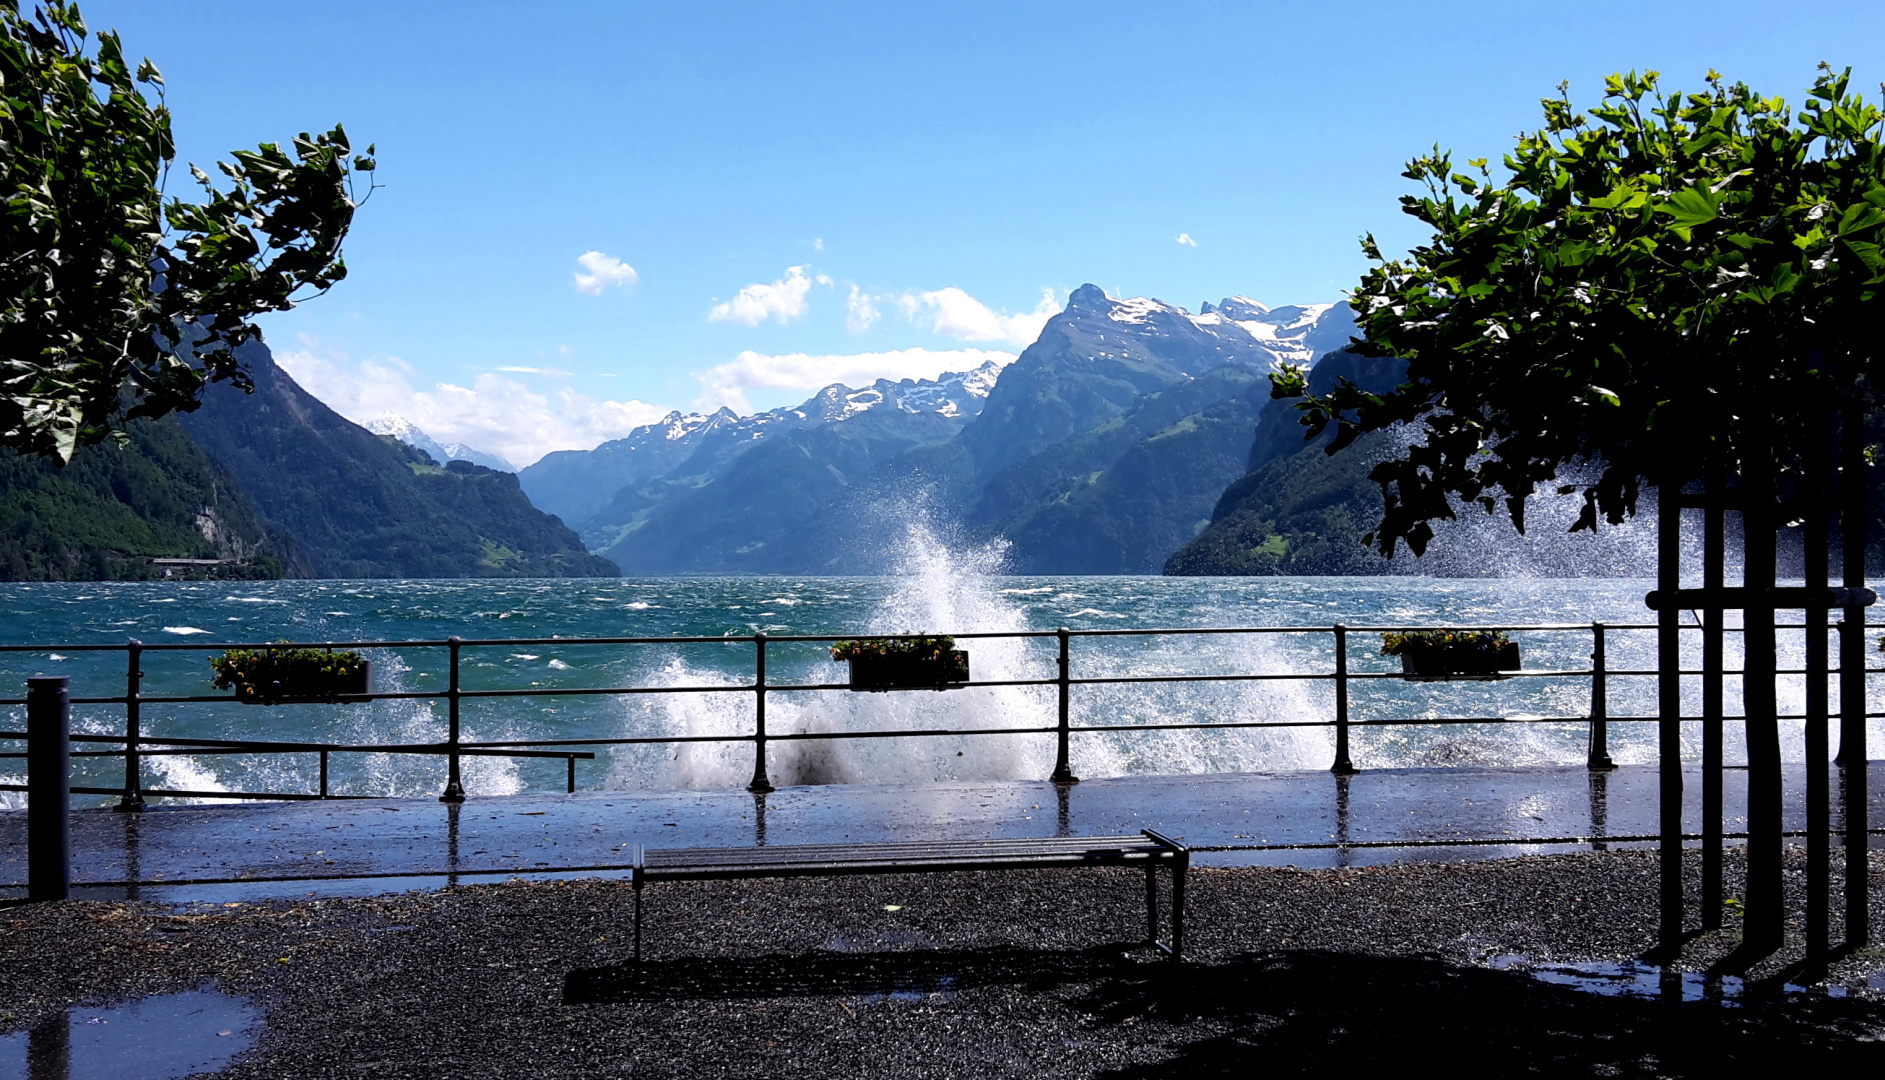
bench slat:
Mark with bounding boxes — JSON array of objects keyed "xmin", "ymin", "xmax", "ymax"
[
  {"xmin": 642, "ymin": 835, "xmax": 1165, "ymax": 876},
  {"xmin": 640, "ymin": 836, "xmax": 1172, "ymax": 879}
]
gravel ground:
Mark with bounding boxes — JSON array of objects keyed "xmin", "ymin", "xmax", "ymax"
[{"xmin": 2, "ymin": 847, "xmax": 1883, "ymax": 1077}]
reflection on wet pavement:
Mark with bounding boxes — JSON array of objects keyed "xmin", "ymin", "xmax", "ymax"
[{"xmin": 0, "ymin": 987, "xmax": 259, "ymax": 1080}]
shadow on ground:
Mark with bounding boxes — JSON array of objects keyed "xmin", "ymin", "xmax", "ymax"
[
  {"xmin": 1079, "ymin": 949, "xmax": 1885, "ymax": 1075},
  {"xmin": 570, "ymin": 946, "xmax": 1885, "ymax": 1075},
  {"xmin": 565, "ymin": 944, "xmax": 1136, "ymax": 1002}
]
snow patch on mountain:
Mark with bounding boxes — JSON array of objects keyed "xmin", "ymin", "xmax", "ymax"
[{"xmin": 367, "ymin": 416, "xmax": 517, "ymax": 472}]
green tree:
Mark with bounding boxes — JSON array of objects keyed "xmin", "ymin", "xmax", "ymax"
[
  {"xmin": 1272, "ymin": 67, "xmax": 1885, "ymax": 556},
  {"xmin": 1, "ymin": 0, "xmax": 372, "ymax": 461}
]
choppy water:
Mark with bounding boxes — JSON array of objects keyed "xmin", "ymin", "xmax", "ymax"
[{"xmin": 1, "ymin": 530, "xmax": 1876, "ymax": 806}]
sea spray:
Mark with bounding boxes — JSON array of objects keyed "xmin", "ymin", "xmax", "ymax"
[{"xmin": 612, "ymin": 519, "xmax": 1342, "ymax": 788}]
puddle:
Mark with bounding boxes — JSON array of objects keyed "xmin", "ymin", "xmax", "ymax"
[
  {"xmin": 0, "ymin": 987, "xmax": 260, "ymax": 1080},
  {"xmin": 1483, "ymin": 954, "xmax": 1839, "ymax": 1005}
]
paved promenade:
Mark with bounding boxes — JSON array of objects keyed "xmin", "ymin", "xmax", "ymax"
[{"xmin": 2, "ymin": 762, "xmax": 1880, "ymax": 902}]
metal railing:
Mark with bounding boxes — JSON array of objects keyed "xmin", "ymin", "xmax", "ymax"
[{"xmin": 2, "ymin": 619, "xmax": 1879, "ymax": 806}]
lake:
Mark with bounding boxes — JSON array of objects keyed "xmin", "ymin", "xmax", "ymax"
[{"xmin": 1, "ymin": 554, "xmax": 1871, "ymax": 806}]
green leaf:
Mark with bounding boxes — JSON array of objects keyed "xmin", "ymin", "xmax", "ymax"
[{"xmin": 1659, "ymin": 184, "xmax": 1718, "ymax": 230}]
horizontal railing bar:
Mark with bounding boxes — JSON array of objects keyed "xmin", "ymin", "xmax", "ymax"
[
  {"xmin": 766, "ymin": 725, "xmax": 1058, "ymax": 741},
  {"xmin": 23, "ymin": 747, "xmax": 596, "ymax": 761},
  {"xmin": 12, "ymin": 663, "xmax": 1885, "ymax": 712},
  {"xmin": 0, "ymin": 785, "xmax": 374, "ymax": 801},
  {"xmin": 8, "ymin": 710, "xmax": 1885, "ymax": 755},
  {"xmin": 10, "ymin": 618, "xmax": 1882, "ymax": 656}
]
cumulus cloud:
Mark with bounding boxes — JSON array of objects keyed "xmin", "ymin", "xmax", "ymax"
[
  {"xmin": 690, "ymin": 347, "xmax": 1016, "ymax": 414},
  {"xmin": 845, "ymin": 285, "xmax": 880, "ymax": 334},
  {"xmin": 1176, "ymin": 233, "xmax": 1198, "ymax": 247},
  {"xmin": 894, "ymin": 286, "xmax": 1060, "ymax": 346},
  {"xmin": 708, "ymin": 265, "xmax": 813, "ymax": 325},
  {"xmin": 572, "ymin": 250, "xmax": 638, "ymax": 295},
  {"xmin": 278, "ymin": 350, "xmax": 668, "ymax": 467}
]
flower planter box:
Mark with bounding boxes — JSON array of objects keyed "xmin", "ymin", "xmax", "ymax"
[
  {"xmin": 1399, "ymin": 643, "xmax": 1520, "ymax": 681},
  {"xmin": 846, "ymin": 650, "xmax": 970, "ymax": 691},
  {"xmin": 213, "ymin": 649, "xmax": 374, "ymax": 705}
]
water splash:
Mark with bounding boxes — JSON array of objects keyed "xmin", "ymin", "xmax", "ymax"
[{"xmin": 612, "ymin": 517, "xmax": 1337, "ymax": 789}]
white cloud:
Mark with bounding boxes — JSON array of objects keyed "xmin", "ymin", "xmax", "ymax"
[
  {"xmin": 1176, "ymin": 233, "xmax": 1198, "ymax": 247},
  {"xmin": 845, "ymin": 285, "xmax": 880, "ymax": 334},
  {"xmin": 708, "ymin": 265, "xmax": 813, "ymax": 325},
  {"xmin": 813, "ymin": 237, "xmax": 825, "ymax": 252},
  {"xmin": 572, "ymin": 250, "xmax": 638, "ymax": 295},
  {"xmin": 894, "ymin": 286, "xmax": 1060, "ymax": 346},
  {"xmin": 277, "ymin": 350, "xmax": 669, "ymax": 467},
  {"xmin": 690, "ymin": 347, "xmax": 1016, "ymax": 414}
]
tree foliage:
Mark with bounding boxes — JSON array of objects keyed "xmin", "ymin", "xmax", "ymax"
[
  {"xmin": 1272, "ymin": 67, "xmax": 1885, "ymax": 557},
  {"xmin": 1, "ymin": 0, "xmax": 372, "ymax": 461}
]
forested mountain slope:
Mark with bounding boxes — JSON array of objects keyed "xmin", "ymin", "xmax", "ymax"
[
  {"xmin": 176, "ymin": 345, "xmax": 617, "ymax": 579},
  {"xmin": 0, "ymin": 414, "xmax": 293, "ymax": 580}
]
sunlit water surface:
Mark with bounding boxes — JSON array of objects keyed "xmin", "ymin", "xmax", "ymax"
[{"xmin": 2, "ymin": 532, "xmax": 1876, "ymax": 805}]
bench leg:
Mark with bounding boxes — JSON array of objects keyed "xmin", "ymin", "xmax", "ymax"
[
  {"xmin": 1145, "ymin": 864, "xmax": 1159, "ymax": 945},
  {"xmin": 1171, "ymin": 855, "xmax": 1187, "ymax": 961}
]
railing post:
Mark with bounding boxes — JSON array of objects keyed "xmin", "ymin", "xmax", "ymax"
[
  {"xmin": 1838, "ymin": 400, "xmax": 1869, "ymax": 946},
  {"xmin": 1051, "ymin": 627, "xmax": 1079, "ymax": 784},
  {"xmin": 567, "ymin": 754, "xmax": 577, "ymax": 794},
  {"xmin": 115, "ymin": 639, "xmax": 145, "ymax": 812},
  {"xmin": 440, "ymin": 637, "xmax": 465, "ymax": 803},
  {"xmin": 1331, "ymin": 624, "xmax": 1356, "ymax": 775},
  {"xmin": 1587, "ymin": 622, "xmax": 1615, "ymax": 770},
  {"xmin": 319, "ymin": 749, "xmax": 330, "ymax": 799},
  {"xmin": 27, "ymin": 676, "xmax": 71, "ymax": 902},
  {"xmin": 748, "ymin": 632, "xmax": 773, "ymax": 794}
]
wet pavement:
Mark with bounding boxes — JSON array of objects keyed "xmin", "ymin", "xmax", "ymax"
[{"xmin": 1, "ymin": 762, "xmax": 1880, "ymax": 903}]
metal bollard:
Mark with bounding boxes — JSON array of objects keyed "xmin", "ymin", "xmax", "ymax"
[{"xmin": 27, "ymin": 676, "xmax": 71, "ymax": 902}]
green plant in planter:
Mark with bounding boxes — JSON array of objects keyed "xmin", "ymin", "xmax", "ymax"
[
  {"xmin": 832, "ymin": 634, "xmax": 969, "ymax": 690},
  {"xmin": 829, "ymin": 635, "xmax": 958, "ymax": 661},
  {"xmin": 210, "ymin": 641, "xmax": 370, "ymax": 704},
  {"xmin": 1382, "ymin": 629, "xmax": 1518, "ymax": 679},
  {"xmin": 1379, "ymin": 629, "xmax": 1512, "ymax": 658}
]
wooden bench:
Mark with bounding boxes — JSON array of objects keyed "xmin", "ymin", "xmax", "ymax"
[{"xmin": 628, "ymin": 830, "xmax": 1189, "ymax": 961}]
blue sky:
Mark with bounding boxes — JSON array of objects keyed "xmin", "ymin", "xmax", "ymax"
[{"xmin": 81, "ymin": 1, "xmax": 1885, "ymax": 465}]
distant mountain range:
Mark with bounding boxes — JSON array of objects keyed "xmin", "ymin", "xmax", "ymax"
[{"xmin": 520, "ymin": 284, "xmax": 1357, "ymax": 574}]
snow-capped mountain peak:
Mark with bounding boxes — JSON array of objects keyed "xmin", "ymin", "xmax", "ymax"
[{"xmin": 366, "ymin": 415, "xmax": 517, "ymax": 473}]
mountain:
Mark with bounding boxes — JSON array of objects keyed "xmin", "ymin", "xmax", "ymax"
[
  {"xmin": 958, "ymin": 285, "xmax": 1348, "ymax": 481},
  {"xmin": 1164, "ymin": 348, "xmax": 1407, "ymax": 576},
  {"xmin": 0, "ymin": 414, "xmax": 293, "ymax": 580},
  {"xmin": 520, "ymin": 361, "xmax": 1004, "ymax": 530},
  {"xmin": 521, "ymin": 287, "xmax": 1356, "ymax": 575},
  {"xmin": 176, "ymin": 344, "xmax": 617, "ymax": 578},
  {"xmin": 582, "ymin": 364, "xmax": 1004, "ymax": 571},
  {"xmin": 367, "ymin": 416, "xmax": 516, "ymax": 473}
]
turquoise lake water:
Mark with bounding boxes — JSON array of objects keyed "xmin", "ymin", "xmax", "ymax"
[{"xmin": 1, "ymin": 546, "xmax": 1873, "ymax": 805}]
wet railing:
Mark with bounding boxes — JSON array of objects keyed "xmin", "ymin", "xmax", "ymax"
[{"xmin": 2, "ymin": 619, "xmax": 1879, "ymax": 807}]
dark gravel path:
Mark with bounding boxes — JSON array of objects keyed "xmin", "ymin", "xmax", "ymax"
[{"xmin": 2, "ymin": 848, "xmax": 1882, "ymax": 1077}]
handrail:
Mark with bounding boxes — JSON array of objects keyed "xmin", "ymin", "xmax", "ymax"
[{"xmin": 2, "ymin": 616, "xmax": 1875, "ymax": 805}]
